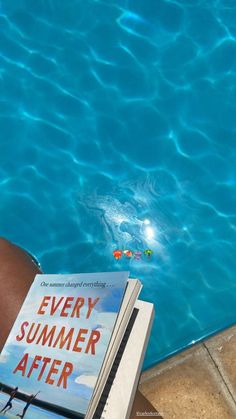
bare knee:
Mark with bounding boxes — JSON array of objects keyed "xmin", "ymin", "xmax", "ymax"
[
  {"xmin": 0, "ymin": 238, "xmax": 29, "ymax": 265},
  {"xmin": 0, "ymin": 237, "xmax": 13, "ymax": 250},
  {"xmin": 0, "ymin": 238, "xmax": 41, "ymax": 350}
]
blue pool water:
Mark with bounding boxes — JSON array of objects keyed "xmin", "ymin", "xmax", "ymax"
[{"xmin": 0, "ymin": 0, "xmax": 236, "ymax": 370}]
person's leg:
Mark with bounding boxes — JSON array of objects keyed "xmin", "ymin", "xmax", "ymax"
[
  {"xmin": 0, "ymin": 238, "xmax": 41, "ymax": 350},
  {"xmin": 0, "ymin": 402, "xmax": 10, "ymax": 412},
  {"xmin": 21, "ymin": 405, "xmax": 27, "ymax": 418},
  {"xmin": 3, "ymin": 402, "xmax": 13, "ymax": 413}
]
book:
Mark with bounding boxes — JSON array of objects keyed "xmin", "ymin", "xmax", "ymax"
[
  {"xmin": 96, "ymin": 300, "xmax": 154, "ymax": 419},
  {"xmin": 0, "ymin": 271, "xmax": 151, "ymax": 419}
]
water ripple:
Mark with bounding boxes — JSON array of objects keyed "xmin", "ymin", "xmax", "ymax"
[{"xmin": 0, "ymin": 0, "xmax": 236, "ymax": 369}]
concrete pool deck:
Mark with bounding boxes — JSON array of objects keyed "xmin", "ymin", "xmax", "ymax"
[{"xmin": 139, "ymin": 325, "xmax": 236, "ymax": 418}]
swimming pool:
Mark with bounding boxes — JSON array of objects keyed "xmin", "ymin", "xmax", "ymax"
[{"xmin": 1, "ymin": 0, "xmax": 236, "ymax": 370}]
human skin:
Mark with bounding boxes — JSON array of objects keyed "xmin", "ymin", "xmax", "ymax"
[
  {"xmin": 0, "ymin": 238, "xmax": 41, "ymax": 350},
  {"xmin": 0, "ymin": 237, "xmax": 160, "ymax": 418}
]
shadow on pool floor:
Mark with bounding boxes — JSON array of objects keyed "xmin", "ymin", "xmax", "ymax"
[{"xmin": 139, "ymin": 325, "xmax": 236, "ymax": 419}]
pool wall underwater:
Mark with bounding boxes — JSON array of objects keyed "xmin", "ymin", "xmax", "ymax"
[{"xmin": 0, "ymin": 1, "xmax": 236, "ymax": 370}]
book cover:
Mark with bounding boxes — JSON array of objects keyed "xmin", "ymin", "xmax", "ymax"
[{"xmin": 0, "ymin": 271, "xmax": 128, "ymax": 418}]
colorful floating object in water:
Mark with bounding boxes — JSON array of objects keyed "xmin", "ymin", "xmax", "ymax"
[
  {"xmin": 123, "ymin": 249, "xmax": 133, "ymax": 258},
  {"xmin": 133, "ymin": 251, "xmax": 142, "ymax": 260},
  {"xmin": 144, "ymin": 249, "xmax": 153, "ymax": 258},
  {"xmin": 113, "ymin": 249, "xmax": 154, "ymax": 260},
  {"xmin": 113, "ymin": 250, "xmax": 123, "ymax": 260}
]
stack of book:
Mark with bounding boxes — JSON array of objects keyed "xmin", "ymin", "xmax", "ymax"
[{"xmin": 0, "ymin": 272, "xmax": 154, "ymax": 418}]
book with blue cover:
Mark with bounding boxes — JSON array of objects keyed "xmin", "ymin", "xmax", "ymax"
[{"xmin": 0, "ymin": 272, "xmax": 142, "ymax": 419}]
